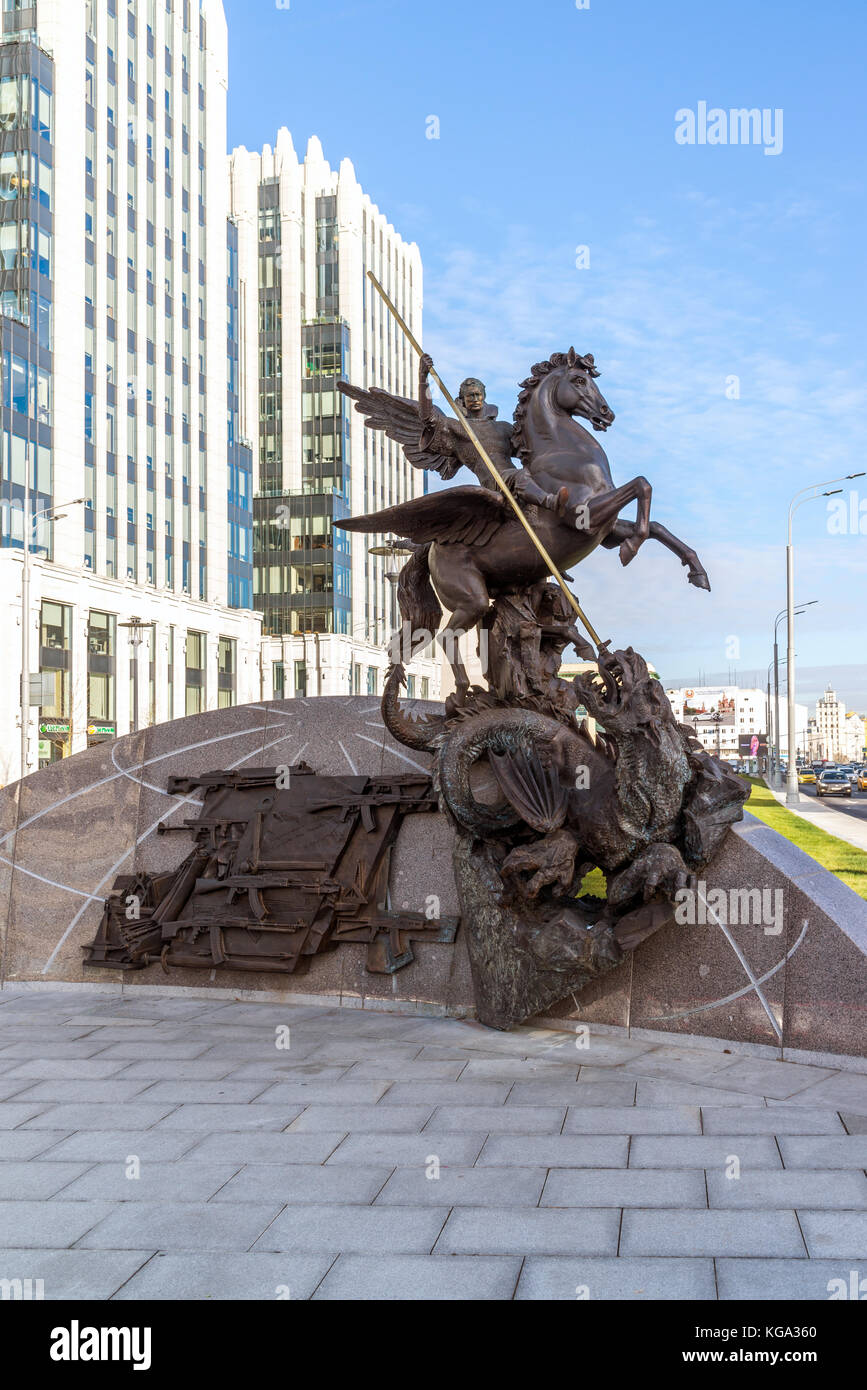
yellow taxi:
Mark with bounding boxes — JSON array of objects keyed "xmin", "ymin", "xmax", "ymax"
[
  {"xmin": 797, "ymin": 768, "xmax": 817, "ymax": 785},
  {"xmin": 858, "ymin": 769, "xmax": 867, "ymax": 792}
]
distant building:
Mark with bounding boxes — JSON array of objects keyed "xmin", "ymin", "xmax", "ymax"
[
  {"xmin": 664, "ymin": 685, "xmax": 808, "ymax": 764},
  {"xmin": 809, "ymin": 686, "xmax": 866, "ymax": 762},
  {"xmin": 228, "ymin": 129, "xmax": 439, "ymax": 702}
]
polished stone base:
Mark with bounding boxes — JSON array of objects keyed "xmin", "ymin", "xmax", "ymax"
[{"xmin": 1, "ymin": 698, "xmax": 864, "ymax": 1057}]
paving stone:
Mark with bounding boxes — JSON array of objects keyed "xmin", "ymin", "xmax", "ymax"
[
  {"xmin": 183, "ymin": 1132, "xmax": 347, "ymax": 1165},
  {"xmin": 325, "ymin": 1133, "xmax": 486, "ymax": 1167},
  {"xmin": 0, "ymin": 1162, "xmax": 93, "ymax": 1200},
  {"xmin": 35, "ymin": 1131, "xmax": 204, "ymax": 1162},
  {"xmin": 82, "ymin": 1043, "xmax": 213, "ymax": 1060},
  {"xmin": 0, "ymin": 1041, "xmax": 116, "ymax": 1058},
  {"xmin": 251, "ymin": 1204, "xmax": 449, "ymax": 1255},
  {"xmin": 111, "ymin": 1060, "xmax": 239, "ymax": 1080},
  {"xmin": 22, "ymin": 1103, "xmax": 177, "ymax": 1131},
  {"xmin": 608, "ymin": 1047, "xmax": 743, "ymax": 1084},
  {"xmin": 706, "ymin": 1168, "xmax": 867, "ymax": 1209},
  {"xmin": 841, "ymin": 1114, "xmax": 867, "ymax": 1135},
  {"xmin": 459, "ymin": 1059, "xmax": 579, "ymax": 1081},
  {"xmin": 130, "ymin": 1080, "xmax": 272, "ymax": 1104},
  {"xmin": 634, "ymin": 1081, "xmax": 768, "ymax": 1107},
  {"xmin": 629, "ymin": 1136, "xmax": 783, "ymax": 1169},
  {"xmin": 76, "ymin": 1202, "xmax": 284, "ymax": 1252},
  {"xmin": 376, "ymin": 1166, "xmax": 546, "ymax": 1208},
  {"xmin": 377, "ymin": 1082, "xmax": 512, "ymax": 1107},
  {"xmin": 12, "ymin": 1081, "xmax": 159, "ymax": 1104},
  {"xmin": 475, "ymin": 1134, "xmax": 629, "ymax": 1168},
  {"xmin": 516, "ymin": 1256, "xmax": 716, "ymax": 1301},
  {"xmin": 295, "ymin": 1043, "xmax": 424, "ymax": 1064},
  {"xmin": 798, "ymin": 1211, "xmax": 867, "ymax": 1258},
  {"xmin": 55, "ymin": 1162, "xmax": 243, "ymax": 1203},
  {"xmin": 693, "ymin": 1058, "xmax": 837, "ymax": 1100},
  {"xmin": 0, "ymin": 1079, "xmax": 37, "ymax": 1101},
  {"xmin": 717, "ymin": 1258, "xmax": 867, "ymax": 1300},
  {"xmin": 288, "ymin": 1106, "xmax": 433, "ymax": 1134},
  {"xmin": 224, "ymin": 1062, "xmax": 353, "ymax": 1082},
  {"xmin": 620, "ymin": 1210, "xmax": 806, "ymax": 1257},
  {"xmin": 155, "ymin": 1104, "xmax": 304, "ymax": 1132},
  {"xmin": 251, "ymin": 1081, "xmax": 391, "ymax": 1106},
  {"xmin": 0, "ymin": 1248, "xmax": 155, "ymax": 1300},
  {"xmin": 508, "ymin": 1080, "xmax": 637, "ymax": 1106},
  {"xmin": 313, "ymin": 1253, "xmax": 522, "ymax": 1301},
  {"xmin": 771, "ymin": 1073, "xmax": 867, "ymax": 1115},
  {"xmin": 435, "ymin": 1207, "xmax": 620, "ymax": 1256},
  {"xmin": 425, "ymin": 1105, "xmax": 565, "ymax": 1134},
  {"xmin": 0, "ymin": 1103, "xmax": 50, "ymax": 1129},
  {"xmin": 342, "ymin": 1060, "xmax": 466, "ymax": 1081},
  {"xmin": 0, "ymin": 1130, "xmax": 71, "ymax": 1160},
  {"xmin": 778, "ymin": 1136, "xmax": 867, "ymax": 1168},
  {"xmin": 564, "ymin": 1106, "xmax": 701, "ymax": 1135},
  {"xmin": 0, "ymin": 1200, "xmax": 115, "ymax": 1249},
  {"xmin": 212, "ymin": 1163, "xmax": 391, "ymax": 1206},
  {"xmin": 542, "ymin": 1167, "xmax": 707, "ymax": 1208},
  {"xmin": 701, "ymin": 1108, "xmax": 846, "ymax": 1135},
  {"xmin": 112, "ymin": 1251, "xmax": 333, "ymax": 1301}
]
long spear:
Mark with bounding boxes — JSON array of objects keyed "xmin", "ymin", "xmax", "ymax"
[{"xmin": 366, "ymin": 271, "xmax": 602, "ymax": 650}]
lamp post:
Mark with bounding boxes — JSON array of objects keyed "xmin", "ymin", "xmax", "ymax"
[
  {"xmin": 785, "ymin": 473, "xmax": 864, "ymax": 807},
  {"xmin": 19, "ymin": 485, "xmax": 85, "ymax": 780},
  {"xmin": 772, "ymin": 602, "xmax": 816, "ymax": 787},
  {"xmin": 119, "ymin": 617, "xmax": 153, "ymax": 734}
]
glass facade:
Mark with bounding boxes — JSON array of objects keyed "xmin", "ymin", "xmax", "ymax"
[
  {"xmin": 226, "ymin": 217, "xmax": 252, "ymax": 608},
  {"xmin": 0, "ymin": 38, "xmax": 53, "ymax": 560}
]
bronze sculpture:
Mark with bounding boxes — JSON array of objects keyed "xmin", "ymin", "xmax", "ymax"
[
  {"xmin": 84, "ymin": 280, "xmax": 748, "ymax": 1030},
  {"xmin": 339, "ymin": 348, "xmax": 710, "ymax": 702},
  {"xmin": 336, "ymin": 305, "xmax": 747, "ymax": 1028}
]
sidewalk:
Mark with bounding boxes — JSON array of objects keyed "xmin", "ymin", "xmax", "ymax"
[
  {"xmin": 762, "ymin": 778, "xmax": 867, "ymax": 853},
  {"xmin": 1, "ymin": 988, "xmax": 866, "ymax": 1300}
]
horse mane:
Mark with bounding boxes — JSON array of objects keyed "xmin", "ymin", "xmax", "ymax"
[{"xmin": 511, "ymin": 347, "xmax": 599, "ymax": 460}]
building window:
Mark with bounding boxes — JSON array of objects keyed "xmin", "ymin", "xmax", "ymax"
[
  {"xmin": 294, "ymin": 659, "xmax": 306, "ymax": 698},
  {"xmin": 185, "ymin": 629, "xmax": 205, "ymax": 714},
  {"xmin": 39, "ymin": 601, "xmax": 72, "ymax": 766},
  {"xmin": 87, "ymin": 611, "xmax": 116, "ymax": 730},
  {"xmin": 366, "ymin": 667, "xmax": 377, "ymax": 696},
  {"xmin": 273, "ymin": 661, "xmax": 284, "ymax": 700},
  {"xmin": 217, "ymin": 636, "xmax": 236, "ymax": 708}
]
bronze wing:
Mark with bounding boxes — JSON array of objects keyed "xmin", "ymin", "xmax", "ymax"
[
  {"xmin": 338, "ymin": 382, "xmax": 461, "ymax": 481},
  {"xmin": 334, "ymin": 486, "xmax": 508, "ymax": 549}
]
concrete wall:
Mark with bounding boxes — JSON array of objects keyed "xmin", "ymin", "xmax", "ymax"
[{"xmin": 1, "ymin": 697, "xmax": 865, "ymax": 1059}]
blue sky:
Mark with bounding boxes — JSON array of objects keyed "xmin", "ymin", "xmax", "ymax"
[{"xmin": 223, "ymin": 0, "xmax": 867, "ymax": 705}]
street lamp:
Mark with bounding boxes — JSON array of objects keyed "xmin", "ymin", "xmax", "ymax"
[
  {"xmin": 772, "ymin": 601, "xmax": 816, "ymax": 786},
  {"xmin": 367, "ymin": 537, "xmax": 414, "ymax": 653},
  {"xmin": 118, "ymin": 617, "xmax": 154, "ymax": 734},
  {"xmin": 19, "ymin": 489, "xmax": 85, "ymax": 779},
  {"xmin": 785, "ymin": 473, "xmax": 865, "ymax": 807}
]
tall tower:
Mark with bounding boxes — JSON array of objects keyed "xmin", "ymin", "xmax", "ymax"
[
  {"xmin": 0, "ymin": 0, "xmax": 261, "ymax": 783},
  {"xmin": 228, "ymin": 130, "xmax": 440, "ymax": 701}
]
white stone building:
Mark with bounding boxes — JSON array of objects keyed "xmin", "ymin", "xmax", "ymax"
[
  {"xmin": 0, "ymin": 0, "xmax": 262, "ymax": 785},
  {"xmin": 664, "ymin": 685, "xmax": 808, "ymax": 765},
  {"xmin": 227, "ymin": 129, "xmax": 440, "ymax": 703},
  {"xmin": 809, "ymin": 686, "xmax": 866, "ymax": 763}
]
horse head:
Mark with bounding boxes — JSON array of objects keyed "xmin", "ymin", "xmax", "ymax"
[{"xmin": 550, "ymin": 349, "xmax": 615, "ymax": 433}]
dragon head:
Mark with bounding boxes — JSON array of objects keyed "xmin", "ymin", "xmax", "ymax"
[{"xmin": 572, "ymin": 645, "xmax": 670, "ymax": 739}]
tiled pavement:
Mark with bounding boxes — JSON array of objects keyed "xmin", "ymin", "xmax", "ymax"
[{"xmin": 0, "ymin": 989, "xmax": 866, "ymax": 1301}]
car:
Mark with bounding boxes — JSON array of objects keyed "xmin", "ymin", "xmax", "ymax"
[
  {"xmin": 858, "ymin": 770, "xmax": 867, "ymax": 792},
  {"xmin": 797, "ymin": 769, "xmax": 817, "ymax": 785},
  {"xmin": 816, "ymin": 770, "xmax": 853, "ymax": 798}
]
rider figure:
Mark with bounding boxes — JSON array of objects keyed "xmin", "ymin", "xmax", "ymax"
[{"xmin": 418, "ymin": 353, "xmax": 566, "ymax": 513}]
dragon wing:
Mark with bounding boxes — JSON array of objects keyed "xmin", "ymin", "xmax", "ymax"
[
  {"xmin": 338, "ymin": 382, "xmax": 460, "ymax": 481},
  {"xmin": 334, "ymin": 486, "xmax": 508, "ymax": 548}
]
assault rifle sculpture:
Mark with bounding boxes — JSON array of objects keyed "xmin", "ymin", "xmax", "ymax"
[{"xmin": 84, "ymin": 765, "xmax": 458, "ymax": 977}]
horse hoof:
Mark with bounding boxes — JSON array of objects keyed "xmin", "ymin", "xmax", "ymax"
[
  {"xmin": 619, "ymin": 538, "xmax": 641, "ymax": 566},
  {"xmin": 689, "ymin": 571, "xmax": 711, "ymax": 591}
]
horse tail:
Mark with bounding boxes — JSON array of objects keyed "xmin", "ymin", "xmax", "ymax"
[{"xmin": 397, "ymin": 545, "xmax": 442, "ymax": 654}]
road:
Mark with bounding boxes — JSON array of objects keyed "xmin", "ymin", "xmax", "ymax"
[{"xmin": 798, "ymin": 782, "xmax": 867, "ymax": 824}]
